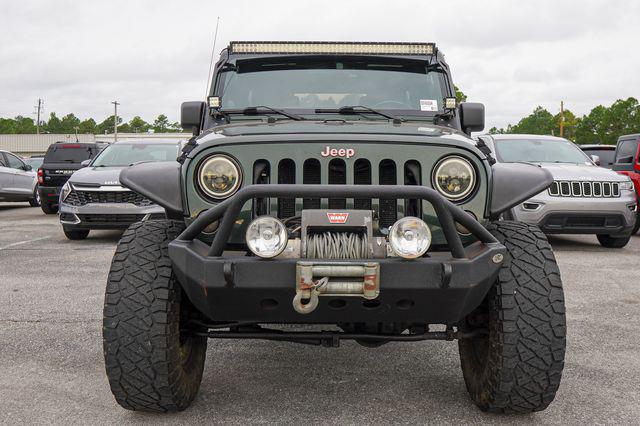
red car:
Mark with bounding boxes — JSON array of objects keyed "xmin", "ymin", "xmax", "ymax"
[{"xmin": 613, "ymin": 133, "xmax": 640, "ymax": 234}]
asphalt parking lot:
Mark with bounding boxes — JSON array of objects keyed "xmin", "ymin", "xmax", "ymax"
[{"xmin": 1, "ymin": 203, "xmax": 639, "ymax": 424}]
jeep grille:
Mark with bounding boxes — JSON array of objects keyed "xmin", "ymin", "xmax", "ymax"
[
  {"xmin": 251, "ymin": 158, "xmax": 422, "ymax": 229},
  {"xmin": 548, "ymin": 181, "xmax": 620, "ymax": 198}
]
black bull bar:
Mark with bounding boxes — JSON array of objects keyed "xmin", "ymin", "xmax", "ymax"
[{"xmin": 176, "ymin": 184, "xmax": 499, "ymax": 257}]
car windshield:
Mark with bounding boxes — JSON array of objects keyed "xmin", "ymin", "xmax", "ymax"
[
  {"xmin": 44, "ymin": 144, "xmax": 96, "ymax": 163},
  {"xmin": 493, "ymin": 138, "xmax": 591, "ymax": 164},
  {"xmin": 91, "ymin": 143, "xmax": 178, "ymax": 167},
  {"xmin": 583, "ymin": 148, "xmax": 615, "ymax": 168},
  {"xmin": 25, "ymin": 157, "xmax": 43, "ymax": 169},
  {"xmin": 218, "ymin": 57, "xmax": 446, "ymax": 115}
]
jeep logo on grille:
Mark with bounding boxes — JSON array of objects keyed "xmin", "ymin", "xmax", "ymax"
[
  {"xmin": 327, "ymin": 212, "xmax": 349, "ymax": 224},
  {"xmin": 321, "ymin": 146, "xmax": 355, "ymax": 159}
]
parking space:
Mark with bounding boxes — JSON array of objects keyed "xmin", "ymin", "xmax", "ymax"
[{"xmin": 1, "ymin": 203, "xmax": 639, "ymax": 424}]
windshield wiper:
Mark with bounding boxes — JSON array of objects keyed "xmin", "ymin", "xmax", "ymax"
[
  {"xmin": 222, "ymin": 106, "xmax": 305, "ymax": 121},
  {"xmin": 315, "ymin": 105, "xmax": 404, "ymax": 123}
]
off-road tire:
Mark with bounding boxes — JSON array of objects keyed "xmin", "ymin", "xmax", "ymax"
[
  {"xmin": 41, "ymin": 202, "xmax": 58, "ymax": 214},
  {"xmin": 458, "ymin": 221, "xmax": 566, "ymax": 414},
  {"xmin": 597, "ymin": 233, "xmax": 631, "ymax": 248},
  {"xmin": 29, "ymin": 186, "xmax": 40, "ymax": 207},
  {"xmin": 63, "ymin": 227, "xmax": 89, "ymax": 240},
  {"xmin": 103, "ymin": 220, "xmax": 207, "ymax": 412}
]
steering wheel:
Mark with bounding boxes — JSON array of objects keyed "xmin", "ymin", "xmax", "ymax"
[{"xmin": 371, "ymin": 100, "xmax": 412, "ymax": 109}]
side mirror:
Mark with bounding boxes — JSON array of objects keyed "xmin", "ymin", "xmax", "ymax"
[
  {"xmin": 617, "ymin": 155, "xmax": 634, "ymax": 164},
  {"xmin": 80, "ymin": 159, "xmax": 91, "ymax": 167},
  {"xmin": 459, "ymin": 102, "xmax": 485, "ymax": 134},
  {"xmin": 590, "ymin": 155, "xmax": 601, "ymax": 166},
  {"xmin": 23, "ymin": 164, "xmax": 33, "ymax": 171},
  {"xmin": 181, "ymin": 101, "xmax": 205, "ymax": 135}
]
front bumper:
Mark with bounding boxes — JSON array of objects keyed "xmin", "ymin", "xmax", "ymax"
[
  {"xmin": 169, "ymin": 184, "xmax": 505, "ymax": 324},
  {"xmin": 513, "ymin": 190, "xmax": 637, "ymax": 236},
  {"xmin": 59, "ymin": 202, "xmax": 165, "ymax": 230}
]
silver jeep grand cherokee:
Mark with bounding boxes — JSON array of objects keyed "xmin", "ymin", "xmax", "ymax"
[
  {"xmin": 479, "ymin": 134, "xmax": 636, "ymax": 248},
  {"xmin": 58, "ymin": 139, "xmax": 183, "ymax": 240}
]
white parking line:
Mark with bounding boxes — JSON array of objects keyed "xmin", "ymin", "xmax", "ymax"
[{"xmin": 0, "ymin": 236, "xmax": 50, "ymax": 251}]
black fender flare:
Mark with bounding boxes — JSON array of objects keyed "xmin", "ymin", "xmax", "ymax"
[
  {"xmin": 489, "ymin": 162, "xmax": 553, "ymax": 220},
  {"xmin": 119, "ymin": 162, "xmax": 183, "ymax": 216}
]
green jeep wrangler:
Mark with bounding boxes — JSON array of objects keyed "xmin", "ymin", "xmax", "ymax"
[{"xmin": 103, "ymin": 41, "xmax": 566, "ymax": 414}]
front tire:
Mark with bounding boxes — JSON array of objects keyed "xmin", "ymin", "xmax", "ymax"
[
  {"xmin": 631, "ymin": 211, "xmax": 639, "ymax": 235},
  {"xmin": 29, "ymin": 186, "xmax": 41, "ymax": 207},
  {"xmin": 103, "ymin": 220, "xmax": 207, "ymax": 412},
  {"xmin": 597, "ymin": 233, "xmax": 631, "ymax": 248},
  {"xmin": 459, "ymin": 221, "xmax": 566, "ymax": 414},
  {"xmin": 63, "ymin": 227, "xmax": 89, "ymax": 240}
]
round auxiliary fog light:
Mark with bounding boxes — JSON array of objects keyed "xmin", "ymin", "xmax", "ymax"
[
  {"xmin": 389, "ymin": 217, "xmax": 432, "ymax": 259},
  {"xmin": 245, "ymin": 216, "xmax": 288, "ymax": 258}
]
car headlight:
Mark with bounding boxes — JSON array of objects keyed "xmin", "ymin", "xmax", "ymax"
[
  {"xmin": 60, "ymin": 182, "xmax": 72, "ymax": 202},
  {"xmin": 246, "ymin": 216, "xmax": 288, "ymax": 258},
  {"xmin": 197, "ymin": 154, "xmax": 242, "ymax": 199},
  {"xmin": 388, "ymin": 217, "xmax": 431, "ymax": 259},
  {"xmin": 432, "ymin": 156, "xmax": 476, "ymax": 201},
  {"xmin": 619, "ymin": 180, "xmax": 634, "ymax": 191}
]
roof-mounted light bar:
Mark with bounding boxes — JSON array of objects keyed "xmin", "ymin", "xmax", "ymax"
[{"xmin": 229, "ymin": 41, "xmax": 436, "ymax": 56}]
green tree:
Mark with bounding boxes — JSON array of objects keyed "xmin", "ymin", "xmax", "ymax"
[
  {"xmin": 96, "ymin": 115, "xmax": 123, "ymax": 134},
  {"xmin": 152, "ymin": 114, "xmax": 171, "ymax": 132},
  {"xmin": 510, "ymin": 106, "xmax": 555, "ymax": 135},
  {"xmin": 118, "ymin": 122, "xmax": 132, "ymax": 133},
  {"xmin": 552, "ymin": 109, "xmax": 578, "ymax": 141},
  {"xmin": 129, "ymin": 116, "xmax": 150, "ymax": 133},
  {"xmin": 454, "ymin": 85, "xmax": 467, "ymax": 103},
  {"xmin": 44, "ymin": 112, "xmax": 63, "ymax": 133},
  {"xmin": 79, "ymin": 118, "xmax": 97, "ymax": 134},
  {"xmin": 14, "ymin": 116, "xmax": 37, "ymax": 133},
  {"xmin": 0, "ymin": 118, "xmax": 16, "ymax": 133},
  {"xmin": 60, "ymin": 113, "xmax": 81, "ymax": 133},
  {"xmin": 575, "ymin": 98, "xmax": 640, "ymax": 145}
]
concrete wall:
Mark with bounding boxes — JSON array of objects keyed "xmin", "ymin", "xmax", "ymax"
[{"xmin": 0, "ymin": 133, "xmax": 191, "ymax": 156}]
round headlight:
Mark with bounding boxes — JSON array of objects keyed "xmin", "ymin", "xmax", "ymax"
[
  {"xmin": 246, "ymin": 216, "xmax": 288, "ymax": 258},
  {"xmin": 433, "ymin": 156, "xmax": 476, "ymax": 201},
  {"xmin": 389, "ymin": 217, "xmax": 431, "ymax": 259},
  {"xmin": 197, "ymin": 155, "xmax": 242, "ymax": 199}
]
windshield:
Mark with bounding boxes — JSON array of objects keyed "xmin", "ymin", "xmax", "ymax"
[
  {"xmin": 91, "ymin": 143, "xmax": 179, "ymax": 167},
  {"xmin": 44, "ymin": 145, "xmax": 97, "ymax": 163},
  {"xmin": 25, "ymin": 157, "xmax": 44, "ymax": 169},
  {"xmin": 218, "ymin": 58, "xmax": 446, "ymax": 114},
  {"xmin": 493, "ymin": 138, "xmax": 591, "ymax": 164}
]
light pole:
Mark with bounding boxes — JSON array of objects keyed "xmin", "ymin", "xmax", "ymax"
[{"xmin": 111, "ymin": 101, "xmax": 120, "ymax": 142}]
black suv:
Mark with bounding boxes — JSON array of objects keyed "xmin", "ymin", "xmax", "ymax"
[{"xmin": 38, "ymin": 142, "xmax": 107, "ymax": 214}]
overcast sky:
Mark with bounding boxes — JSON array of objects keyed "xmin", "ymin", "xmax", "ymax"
[{"xmin": 1, "ymin": 0, "xmax": 638, "ymax": 129}]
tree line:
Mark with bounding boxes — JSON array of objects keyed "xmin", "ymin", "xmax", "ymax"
[
  {"xmin": 1, "ymin": 96, "xmax": 639, "ymax": 143},
  {"xmin": 0, "ymin": 112, "xmax": 183, "ymax": 135},
  {"xmin": 488, "ymin": 97, "xmax": 640, "ymax": 145}
]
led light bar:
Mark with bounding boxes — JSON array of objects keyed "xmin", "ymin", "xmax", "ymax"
[{"xmin": 230, "ymin": 41, "xmax": 436, "ymax": 56}]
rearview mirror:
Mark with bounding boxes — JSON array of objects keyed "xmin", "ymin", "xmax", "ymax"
[
  {"xmin": 590, "ymin": 155, "xmax": 600, "ymax": 166},
  {"xmin": 459, "ymin": 102, "xmax": 485, "ymax": 134},
  {"xmin": 181, "ymin": 101, "xmax": 205, "ymax": 135},
  {"xmin": 80, "ymin": 159, "xmax": 91, "ymax": 167},
  {"xmin": 23, "ymin": 164, "xmax": 32, "ymax": 171}
]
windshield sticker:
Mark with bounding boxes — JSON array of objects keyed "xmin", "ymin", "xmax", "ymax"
[{"xmin": 420, "ymin": 99, "xmax": 438, "ymax": 112}]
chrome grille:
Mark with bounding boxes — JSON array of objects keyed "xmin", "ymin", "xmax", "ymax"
[
  {"xmin": 548, "ymin": 180, "xmax": 620, "ymax": 198},
  {"xmin": 65, "ymin": 189, "xmax": 154, "ymax": 206}
]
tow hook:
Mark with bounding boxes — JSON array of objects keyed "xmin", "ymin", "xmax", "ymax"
[{"xmin": 293, "ymin": 262, "xmax": 380, "ymax": 314}]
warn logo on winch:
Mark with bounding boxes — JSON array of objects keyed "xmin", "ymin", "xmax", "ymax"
[{"xmin": 327, "ymin": 212, "xmax": 349, "ymax": 223}]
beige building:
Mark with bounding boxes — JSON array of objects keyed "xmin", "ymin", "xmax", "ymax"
[{"xmin": 0, "ymin": 133, "xmax": 191, "ymax": 156}]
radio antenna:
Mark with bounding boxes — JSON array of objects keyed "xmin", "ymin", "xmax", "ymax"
[{"xmin": 204, "ymin": 17, "xmax": 221, "ymax": 98}]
